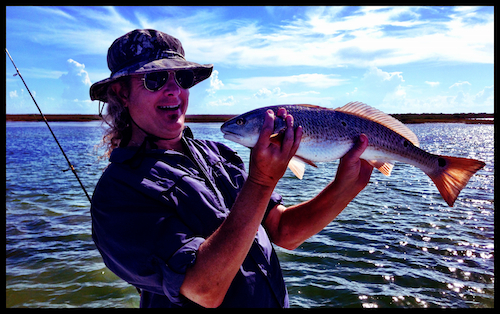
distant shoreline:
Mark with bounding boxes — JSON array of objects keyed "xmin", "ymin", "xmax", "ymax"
[
  {"xmin": 5, "ymin": 114, "xmax": 235, "ymax": 123},
  {"xmin": 6, "ymin": 113, "xmax": 494, "ymax": 124}
]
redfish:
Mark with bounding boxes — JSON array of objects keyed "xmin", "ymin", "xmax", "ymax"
[{"xmin": 220, "ymin": 102, "xmax": 485, "ymax": 207}]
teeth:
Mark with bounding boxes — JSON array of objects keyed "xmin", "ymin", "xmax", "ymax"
[{"xmin": 158, "ymin": 105, "xmax": 180, "ymax": 109}]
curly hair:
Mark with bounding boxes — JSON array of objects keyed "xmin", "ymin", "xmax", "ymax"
[{"xmin": 99, "ymin": 77, "xmax": 132, "ymax": 159}]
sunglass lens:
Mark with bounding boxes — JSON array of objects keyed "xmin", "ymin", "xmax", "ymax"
[
  {"xmin": 175, "ymin": 70, "xmax": 195, "ymax": 89},
  {"xmin": 144, "ymin": 72, "xmax": 168, "ymax": 91}
]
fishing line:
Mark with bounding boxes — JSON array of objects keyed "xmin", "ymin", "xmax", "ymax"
[{"xmin": 6, "ymin": 48, "xmax": 92, "ymax": 204}]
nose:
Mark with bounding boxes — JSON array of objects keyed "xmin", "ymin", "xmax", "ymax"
[{"xmin": 162, "ymin": 72, "xmax": 181, "ymax": 96}]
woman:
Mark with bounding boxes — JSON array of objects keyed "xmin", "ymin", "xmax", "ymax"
[{"xmin": 90, "ymin": 29, "xmax": 373, "ymax": 308}]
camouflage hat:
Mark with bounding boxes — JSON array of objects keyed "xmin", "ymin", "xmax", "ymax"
[{"xmin": 90, "ymin": 29, "xmax": 213, "ymax": 102}]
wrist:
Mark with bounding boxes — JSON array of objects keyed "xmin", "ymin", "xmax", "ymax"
[
  {"xmin": 246, "ymin": 173, "xmax": 279, "ymax": 189},
  {"xmin": 330, "ymin": 179, "xmax": 359, "ymax": 207}
]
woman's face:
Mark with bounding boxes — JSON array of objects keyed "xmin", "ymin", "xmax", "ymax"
[{"xmin": 121, "ymin": 71, "xmax": 190, "ymax": 142}]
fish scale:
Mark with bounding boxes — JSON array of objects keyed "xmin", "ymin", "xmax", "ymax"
[
  {"xmin": 220, "ymin": 102, "xmax": 485, "ymax": 207},
  {"xmin": 273, "ymin": 105, "xmax": 413, "ymax": 164}
]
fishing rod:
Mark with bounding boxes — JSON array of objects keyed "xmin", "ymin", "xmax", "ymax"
[{"xmin": 6, "ymin": 48, "xmax": 92, "ymax": 204}]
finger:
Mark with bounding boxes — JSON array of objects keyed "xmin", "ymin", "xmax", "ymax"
[
  {"xmin": 290, "ymin": 125, "xmax": 303, "ymax": 156},
  {"xmin": 256, "ymin": 109, "xmax": 275, "ymax": 146},
  {"xmin": 344, "ymin": 133, "xmax": 369, "ymax": 162},
  {"xmin": 281, "ymin": 114, "xmax": 295, "ymax": 152},
  {"xmin": 360, "ymin": 159, "xmax": 374, "ymax": 178},
  {"xmin": 277, "ymin": 107, "xmax": 287, "ymax": 118}
]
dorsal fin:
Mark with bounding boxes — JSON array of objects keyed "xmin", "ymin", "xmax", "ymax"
[
  {"xmin": 295, "ymin": 104, "xmax": 334, "ymax": 110},
  {"xmin": 335, "ymin": 101, "xmax": 420, "ymax": 147}
]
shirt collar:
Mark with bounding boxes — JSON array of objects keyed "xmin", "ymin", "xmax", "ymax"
[{"xmin": 109, "ymin": 127, "xmax": 194, "ymax": 164}]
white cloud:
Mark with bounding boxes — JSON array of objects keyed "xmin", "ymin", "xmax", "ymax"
[
  {"xmin": 183, "ymin": 6, "xmax": 493, "ymax": 68},
  {"xmin": 363, "ymin": 67, "xmax": 405, "ymax": 85},
  {"xmin": 356, "ymin": 70, "xmax": 493, "ymax": 114},
  {"xmin": 425, "ymin": 81, "xmax": 440, "ymax": 87},
  {"xmin": 361, "ymin": 67, "xmax": 405, "ymax": 105},
  {"xmin": 60, "ymin": 59, "xmax": 92, "ymax": 102},
  {"xmin": 6, "ymin": 88, "xmax": 36, "ymax": 112},
  {"xmin": 33, "ymin": 6, "xmax": 77, "ymax": 20},
  {"xmin": 473, "ymin": 85, "xmax": 493, "ymax": 105},
  {"xmin": 7, "ymin": 6, "xmax": 493, "ymax": 70},
  {"xmin": 348, "ymin": 67, "xmax": 407, "ymax": 109},
  {"xmin": 207, "ymin": 95, "xmax": 236, "ymax": 107},
  {"xmin": 206, "ymin": 70, "xmax": 224, "ymax": 95},
  {"xmin": 449, "ymin": 81, "xmax": 471, "ymax": 90},
  {"xmin": 229, "ymin": 73, "xmax": 346, "ymax": 90},
  {"xmin": 254, "ymin": 87, "xmax": 285, "ymax": 99},
  {"xmin": 11, "ymin": 68, "xmax": 66, "ymax": 80},
  {"xmin": 346, "ymin": 87, "xmax": 358, "ymax": 96},
  {"xmin": 253, "ymin": 87, "xmax": 321, "ymax": 99},
  {"xmin": 354, "ymin": 67, "xmax": 492, "ymax": 113}
]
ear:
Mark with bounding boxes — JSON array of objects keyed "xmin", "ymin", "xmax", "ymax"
[{"xmin": 110, "ymin": 81, "xmax": 130, "ymax": 105}]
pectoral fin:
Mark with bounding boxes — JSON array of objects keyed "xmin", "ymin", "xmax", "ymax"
[
  {"xmin": 269, "ymin": 131, "xmax": 285, "ymax": 145},
  {"xmin": 288, "ymin": 157, "xmax": 306, "ymax": 179},
  {"xmin": 287, "ymin": 156, "xmax": 318, "ymax": 179}
]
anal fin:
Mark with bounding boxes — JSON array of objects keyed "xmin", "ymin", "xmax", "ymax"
[
  {"xmin": 294, "ymin": 155, "xmax": 318, "ymax": 168},
  {"xmin": 367, "ymin": 160, "xmax": 394, "ymax": 176}
]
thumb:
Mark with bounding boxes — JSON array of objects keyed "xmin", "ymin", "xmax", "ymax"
[
  {"xmin": 256, "ymin": 110, "xmax": 275, "ymax": 145},
  {"xmin": 344, "ymin": 133, "xmax": 369, "ymax": 161}
]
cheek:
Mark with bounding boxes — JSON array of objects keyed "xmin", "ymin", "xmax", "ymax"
[
  {"xmin": 125, "ymin": 88, "xmax": 152, "ymax": 118},
  {"xmin": 181, "ymin": 89, "xmax": 189, "ymax": 110},
  {"xmin": 182, "ymin": 89, "xmax": 189, "ymax": 101}
]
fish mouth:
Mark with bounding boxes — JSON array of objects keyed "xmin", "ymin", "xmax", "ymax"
[
  {"xmin": 221, "ymin": 131, "xmax": 242, "ymax": 142},
  {"xmin": 221, "ymin": 128, "xmax": 246, "ymax": 144}
]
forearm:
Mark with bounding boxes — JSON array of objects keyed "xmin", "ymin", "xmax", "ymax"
[
  {"xmin": 180, "ymin": 179, "xmax": 275, "ymax": 308},
  {"xmin": 266, "ymin": 135, "xmax": 373, "ymax": 251},
  {"xmin": 180, "ymin": 108, "xmax": 301, "ymax": 307},
  {"xmin": 267, "ymin": 179, "xmax": 356, "ymax": 250}
]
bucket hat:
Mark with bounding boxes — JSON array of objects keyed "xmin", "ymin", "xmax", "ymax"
[{"xmin": 90, "ymin": 29, "xmax": 213, "ymax": 102}]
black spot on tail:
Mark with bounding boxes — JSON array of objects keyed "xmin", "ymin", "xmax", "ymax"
[{"xmin": 438, "ymin": 157, "xmax": 446, "ymax": 167}]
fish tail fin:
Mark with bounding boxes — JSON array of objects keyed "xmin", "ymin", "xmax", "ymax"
[{"xmin": 427, "ymin": 156, "xmax": 485, "ymax": 207}]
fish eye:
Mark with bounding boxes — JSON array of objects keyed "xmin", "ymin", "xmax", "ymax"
[{"xmin": 236, "ymin": 118, "xmax": 246, "ymax": 126}]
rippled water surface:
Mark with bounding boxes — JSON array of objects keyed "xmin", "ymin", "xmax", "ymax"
[{"xmin": 6, "ymin": 121, "xmax": 494, "ymax": 308}]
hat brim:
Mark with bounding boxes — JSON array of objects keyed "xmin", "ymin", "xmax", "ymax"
[{"xmin": 90, "ymin": 58, "xmax": 213, "ymax": 102}]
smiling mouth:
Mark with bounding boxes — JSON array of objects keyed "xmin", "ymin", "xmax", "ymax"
[{"xmin": 158, "ymin": 105, "xmax": 180, "ymax": 111}]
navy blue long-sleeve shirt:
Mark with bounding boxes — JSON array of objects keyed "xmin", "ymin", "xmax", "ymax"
[{"xmin": 91, "ymin": 128, "xmax": 289, "ymax": 308}]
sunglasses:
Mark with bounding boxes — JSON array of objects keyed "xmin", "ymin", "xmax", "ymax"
[{"xmin": 141, "ymin": 70, "xmax": 195, "ymax": 91}]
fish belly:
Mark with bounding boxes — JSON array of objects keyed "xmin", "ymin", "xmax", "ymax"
[{"xmin": 296, "ymin": 138, "xmax": 353, "ymax": 162}]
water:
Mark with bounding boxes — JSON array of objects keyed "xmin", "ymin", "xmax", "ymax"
[{"xmin": 6, "ymin": 121, "xmax": 494, "ymax": 308}]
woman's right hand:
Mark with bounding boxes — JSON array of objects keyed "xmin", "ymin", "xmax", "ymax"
[{"xmin": 247, "ymin": 108, "xmax": 302, "ymax": 187}]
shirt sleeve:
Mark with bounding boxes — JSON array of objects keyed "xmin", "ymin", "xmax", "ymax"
[
  {"xmin": 264, "ymin": 191, "xmax": 283, "ymax": 222},
  {"xmin": 91, "ymin": 167, "xmax": 206, "ymax": 306},
  {"xmin": 212, "ymin": 140, "xmax": 283, "ymax": 222}
]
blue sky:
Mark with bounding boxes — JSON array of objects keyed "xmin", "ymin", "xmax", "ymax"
[{"xmin": 6, "ymin": 6, "xmax": 494, "ymax": 115}]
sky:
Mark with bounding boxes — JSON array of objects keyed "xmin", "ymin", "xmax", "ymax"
[{"xmin": 6, "ymin": 6, "xmax": 494, "ymax": 115}]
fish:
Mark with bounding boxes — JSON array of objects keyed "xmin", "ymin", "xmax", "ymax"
[{"xmin": 220, "ymin": 102, "xmax": 486, "ymax": 207}]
